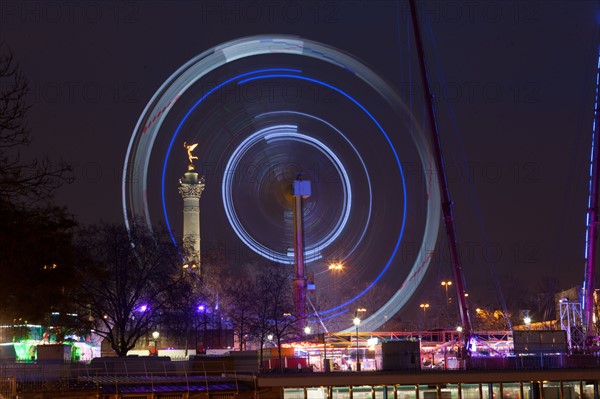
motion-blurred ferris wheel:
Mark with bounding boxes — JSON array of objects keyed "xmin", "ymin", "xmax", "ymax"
[{"xmin": 122, "ymin": 35, "xmax": 441, "ymax": 331}]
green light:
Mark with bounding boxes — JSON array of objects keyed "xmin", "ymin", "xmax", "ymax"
[{"xmin": 13, "ymin": 341, "xmax": 36, "ymax": 361}]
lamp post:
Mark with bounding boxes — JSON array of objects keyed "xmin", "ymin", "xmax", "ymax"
[
  {"xmin": 197, "ymin": 305, "xmax": 206, "ymax": 354},
  {"xmin": 328, "ymin": 262, "xmax": 343, "ymax": 293},
  {"xmin": 441, "ymin": 281, "xmax": 452, "ymax": 303},
  {"xmin": 152, "ymin": 331, "xmax": 159, "ymax": 356},
  {"xmin": 322, "ymin": 332, "xmax": 328, "ymax": 372},
  {"xmin": 353, "ymin": 316, "xmax": 361, "ymax": 371},
  {"xmin": 420, "ymin": 303, "xmax": 430, "ymax": 329},
  {"xmin": 303, "ymin": 326, "xmax": 311, "ymax": 368}
]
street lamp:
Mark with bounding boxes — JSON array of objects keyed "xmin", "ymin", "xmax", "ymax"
[
  {"xmin": 420, "ymin": 303, "xmax": 430, "ymax": 329},
  {"xmin": 303, "ymin": 326, "xmax": 312, "ymax": 368},
  {"xmin": 328, "ymin": 262, "xmax": 343, "ymax": 293},
  {"xmin": 353, "ymin": 316, "xmax": 361, "ymax": 371},
  {"xmin": 152, "ymin": 331, "xmax": 159, "ymax": 356},
  {"xmin": 197, "ymin": 305, "xmax": 206, "ymax": 354},
  {"xmin": 328, "ymin": 262, "xmax": 343, "ymax": 271},
  {"xmin": 441, "ymin": 281, "xmax": 452, "ymax": 303}
]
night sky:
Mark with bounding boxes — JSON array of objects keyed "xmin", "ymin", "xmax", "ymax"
[{"xmin": 2, "ymin": 1, "xmax": 600, "ymax": 324}]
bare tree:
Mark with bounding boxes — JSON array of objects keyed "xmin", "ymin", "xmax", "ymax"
[
  {"xmin": 221, "ymin": 263, "xmax": 260, "ymax": 351},
  {"xmin": 73, "ymin": 223, "xmax": 184, "ymax": 357},
  {"xmin": 0, "ymin": 44, "xmax": 71, "ymax": 207},
  {"xmin": 253, "ymin": 264, "xmax": 296, "ymax": 370},
  {"xmin": 0, "ymin": 45, "xmax": 77, "ymax": 332},
  {"xmin": 160, "ymin": 273, "xmax": 208, "ymax": 356},
  {"xmin": 472, "ymin": 308, "xmax": 512, "ymax": 331}
]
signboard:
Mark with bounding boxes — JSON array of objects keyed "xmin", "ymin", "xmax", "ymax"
[{"xmin": 513, "ymin": 330, "xmax": 568, "ymax": 354}]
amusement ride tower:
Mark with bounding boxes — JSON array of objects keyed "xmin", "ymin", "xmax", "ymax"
[{"xmin": 178, "ymin": 142, "xmax": 205, "ymax": 271}]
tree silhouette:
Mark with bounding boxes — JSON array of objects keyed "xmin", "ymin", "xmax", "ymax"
[
  {"xmin": 253, "ymin": 264, "xmax": 296, "ymax": 370},
  {"xmin": 0, "ymin": 44, "xmax": 76, "ymax": 326},
  {"xmin": 0, "ymin": 44, "xmax": 71, "ymax": 206},
  {"xmin": 221, "ymin": 262, "xmax": 260, "ymax": 351},
  {"xmin": 73, "ymin": 223, "xmax": 183, "ymax": 357}
]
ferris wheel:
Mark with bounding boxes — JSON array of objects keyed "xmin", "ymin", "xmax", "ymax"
[{"xmin": 122, "ymin": 35, "xmax": 441, "ymax": 332}]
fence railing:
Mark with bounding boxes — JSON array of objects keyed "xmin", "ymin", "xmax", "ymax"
[
  {"xmin": 466, "ymin": 354, "xmax": 600, "ymax": 370},
  {"xmin": 0, "ymin": 376, "xmax": 16, "ymax": 398},
  {"xmin": 0, "ymin": 361, "xmax": 255, "ymax": 395}
]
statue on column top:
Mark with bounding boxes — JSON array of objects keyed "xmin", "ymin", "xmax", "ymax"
[{"xmin": 184, "ymin": 142, "xmax": 199, "ymax": 164}]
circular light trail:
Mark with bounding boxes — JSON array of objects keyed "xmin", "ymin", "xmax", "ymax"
[
  {"xmin": 234, "ymin": 72, "xmax": 407, "ymax": 316},
  {"xmin": 122, "ymin": 35, "xmax": 442, "ymax": 331},
  {"xmin": 160, "ymin": 68, "xmax": 301, "ymax": 247},
  {"xmin": 255, "ymin": 110, "xmax": 373, "ymax": 263},
  {"xmin": 221, "ymin": 125, "xmax": 353, "ymax": 264},
  {"xmin": 160, "ymin": 70, "xmax": 406, "ymax": 316}
]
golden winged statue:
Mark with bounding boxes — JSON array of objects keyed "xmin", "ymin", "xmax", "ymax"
[{"xmin": 184, "ymin": 142, "xmax": 199, "ymax": 164}]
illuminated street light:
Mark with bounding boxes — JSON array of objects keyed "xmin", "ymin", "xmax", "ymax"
[
  {"xmin": 328, "ymin": 262, "xmax": 343, "ymax": 271},
  {"xmin": 441, "ymin": 281, "xmax": 452, "ymax": 303},
  {"xmin": 304, "ymin": 326, "xmax": 311, "ymax": 335},
  {"xmin": 353, "ymin": 316, "xmax": 361, "ymax": 371},
  {"xmin": 420, "ymin": 303, "xmax": 430, "ymax": 330},
  {"xmin": 327, "ymin": 262, "xmax": 344, "ymax": 293},
  {"xmin": 524, "ymin": 316, "xmax": 532, "ymax": 329}
]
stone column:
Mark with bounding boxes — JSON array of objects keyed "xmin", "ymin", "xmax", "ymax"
[{"xmin": 178, "ymin": 165, "xmax": 205, "ymax": 270}]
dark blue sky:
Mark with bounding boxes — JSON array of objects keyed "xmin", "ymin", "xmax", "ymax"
[{"xmin": 2, "ymin": 1, "xmax": 599, "ymax": 321}]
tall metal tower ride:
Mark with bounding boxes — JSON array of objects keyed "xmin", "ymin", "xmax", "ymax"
[{"xmin": 583, "ymin": 44, "xmax": 600, "ymax": 343}]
